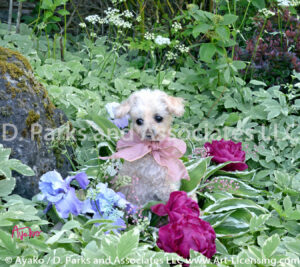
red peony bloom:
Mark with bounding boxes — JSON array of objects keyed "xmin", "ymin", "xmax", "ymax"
[
  {"xmin": 157, "ymin": 215, "xmax": 216, "ymax": 259},
  {"xmin": 204, "ymin": 139, "xmax": 248, "ymax": 171},
  {"xmin": 151, "ymin": 191, "xmax": 199, "ymax": 222}
]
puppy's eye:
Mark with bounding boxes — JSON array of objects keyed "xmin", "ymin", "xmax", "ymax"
[
  {"xmin": 154, "ymin": 115, "xmax": 163, "ymax": 123},
  {"xmin": 136, "ymin": 118, "xmax": 144, "ymax": 126}
]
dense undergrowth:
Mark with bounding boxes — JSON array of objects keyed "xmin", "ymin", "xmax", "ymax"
[{"xmin": 0, "ymin": 0, "xmax": 300, "ymax": 266}]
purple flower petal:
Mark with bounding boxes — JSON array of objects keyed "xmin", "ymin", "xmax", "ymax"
[{"xmin": 55, "ymin": 187, "xmax": 83, "ymax": 218}]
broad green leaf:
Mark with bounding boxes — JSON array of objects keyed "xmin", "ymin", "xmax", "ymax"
[
  {"xmin": 192, "ymin": 23, "xmax": 212, "ymax": 37},
  {"xmin": 216, "ymin": 26, "xmax": 230, "ymax": 41},
  {"xmin": 284, "ymin": 240, "xmax": 300, "ymax": 255},
  {"xmin": 262, "ymin": 234, "xmax": 280, "ymax": 258},
  {"xmin": 117, "ymin": 228, "xmax": 139, "ymax": 259},
  {"xmin": 252, "ymin": 0, "xmax": 265, "ymax": 9},
  {"xmin": 7, "ymin": 159, "xmax": 35, "ymax": 176},
  {"xmin": 199, "ymin": 43, "xmax": 216, "ymax": 63},
  {"xmin": 221, "ymin": 14, "xmax": 238, "ymax": 25},
  {"xmin": 0, "ymin": 178, "xmax": 16, "ymax": 197}
]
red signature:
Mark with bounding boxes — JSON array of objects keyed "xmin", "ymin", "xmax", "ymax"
[{"xmin": 11, "ymin": 225, "xmax": 42, "ymax": 240}]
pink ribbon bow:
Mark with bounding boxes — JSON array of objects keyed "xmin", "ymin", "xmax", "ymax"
[{"xmin": 100, "ymin": 131, "xmax": 190, "ymax": 182}]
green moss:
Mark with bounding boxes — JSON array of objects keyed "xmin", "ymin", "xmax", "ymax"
[
  {"xmin": 0, "ymin": 106, "xmax": 13, "ymax": 117},
  {"xmin": 0, "ymin": 61, "xmax": 24, "ymax": 80},
  {"xmin": 0, "ymin": 46, "xmax": 32, "ymax": 72},
  {"xmin": 26, "ymin": 110, "xmax": 40, "ymax": 128},
  {"xmin": 6, "ymin": 81, "xmax": 21, "ymax": 98}
]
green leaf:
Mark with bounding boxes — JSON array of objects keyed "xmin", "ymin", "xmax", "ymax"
[
  {"xmin": 57, "ymin": 9, "xmax": 70, "ymax": 16},
  {"xmin": 232, "ymin": 60, "xmax": 246, "ymax": 70},
  {"xmin": 192, "ymin": 23, "xmax": 212, "ymax": 37},
  {"xmin": 250, "ymin": 214, "xmax": 270, "ymax": 233},
  {"xmin": 181, "ymin": 158, "xmax": 209, "ymax": 192},
  {"xmin": 7, "ymin": 159, "xmax": 35, "ymax": 176},
  {"xmin": 224, "ymin": 67, "xmax": 231, "ymax": 83},
  {"xmin": 216, "ymin": 26, "xmax": 230, "ymax": 41},
  {"xmin": 117, "ymin": 228, "xmax": 139, "ymax": 259},
  {"xmin": 0, "ymin": 178, "xmax": 16, "ymax": 197},
  {"xmin": 252, "ymin": 0, "xmax": 265, "ymax": 9},
  {"xmin": 284, "ymin": 240, "xmax": 300, "ymax": 255},
  {"xmin": 249, "ymin": 80, "xmax": 267, "ymax": 86},
  {"xmin": 199, "ymin": 43, "xmax": 216, "ymax": 63},
  {"xmin": 221, "ymin": 14, "xmax": 238, "ymax": 25},
  {"xmin": 205, "ymin": 198, "xmax": 268, "ymax": 213},
  {"xmin": 62, "ymin": 220, "xmax": 81, "ymax": 231},
  {"xmin": 46, "ymin": 230, "xmax": 65, "ymax": 245},
  {"xmin": 41, "ymin": 0, "xmax": 54, "ymax": 9},
  {"xmin": 262, "ymin": 234, "xmax": 280, "ymax": 258}
]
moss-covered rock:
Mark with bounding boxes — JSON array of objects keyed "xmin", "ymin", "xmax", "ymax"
[{"xmin": 0, "ymin": 46, "xmax": 71, "ymax": 199}]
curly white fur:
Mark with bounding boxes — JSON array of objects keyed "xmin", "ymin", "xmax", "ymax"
[{"xmin": 115, "ymin": 89, "xmax": 185, "ymax": 206}]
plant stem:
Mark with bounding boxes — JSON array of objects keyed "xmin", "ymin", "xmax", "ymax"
[
  {"xmin": 8, "ymin": 0, "xmax": 13, "ymax": 32},
  {"xmin": 244, "ymin": 19, "xmax": 267, "ymax": 79},
  {"xmin": 16, "ymin": 1, "xmax": 23, "ymax": 34}
]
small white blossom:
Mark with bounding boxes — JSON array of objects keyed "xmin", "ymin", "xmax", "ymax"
[
  {"xmin": 166, "ymin": 51, "xmax": 177, "ymax": 61},
  {"xmin": 175, "ymin": 44, "xmax": 189, "ymax": 53},
  {"xmin": 123, "ymin": 10, "xmax": 134, "ymax": 18},
  {"xmin": 136, "ymin": 15, "xmax": 142, "ymax": 22},
  {"xmin": 260, "ymin": 8, "xmax": 275, "ymax": 18},
  {"xmin": 172, "ymin": 21, "xmax": 182, "ymax": 33},
  {"xmin": 154, "ymin": 35, "xmax": 171, "ymax": 46},
  {"xmin": 85, "ymin": 15, "xmax": 101, "ymax": 25},
  {"xmin": 79, "ymin": 22, "xmax": 86, "ymax": 28},
  {"xmin": 144, "ymin": 32, "xmax": 155, "ymax": 40},
  {"xmin": 277, "ymin": 0, "xmax": 300, "ymax": 6},
  {"xmin": 90, "ymin": 32, "xmax": 97, "ymax": 37}
]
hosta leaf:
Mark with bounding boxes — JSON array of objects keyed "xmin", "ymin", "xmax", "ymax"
[
  {"xmin": 205, "ymin": 198, "xmax": 268, "ymax": 213},
  {"xmin": 181, "ymin": 157, "xmax": 209, "ymax": 192}
]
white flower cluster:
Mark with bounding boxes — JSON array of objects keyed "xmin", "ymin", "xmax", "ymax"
[
  {"xmin": 85, "ymin": 15, "xmax": 101, "ymax": 25},
  {"xmin": 84, "ymin": 8, "xmax": 133, "ymax": 29},
  {"xmin": 166, "ymin": 51, "xmax": 177, "ymax": 61},
  {"xmin": 90, "ymin": 32, "xmax": 97, "ymax": 37},
  {"xmin": 144, "ymin": 32, "xmax": 155, "ymax": 40},
  {"xmin": 172, "ymin": 22, "xmax": 182, "ymax": 33},
  {"xmin": 154, "ymin": 35, "xmax": 171, "ymax": 45},
  {"xmin": 111, "ymin": 0, "xmax": 125, "ymax": 4},
  {"xmin": 123, "ymin": 10, "xmax": 134, "ymax": 18},
  {"xmin": 136, "ymin": 16, "xmax": 142, "ymax": 22},
  {"xmin": 260, "ymin": 8, "xmax": 275, "ymax": 18},
  {"xmin": 175, "ymin": 44, "xmax": 189, "ymax": 54},
  {"xmin": 277, "ymin": 0, "xmax": 300, "ymax": 6},
  {"xmin": 79, "ymin": 22, "xmax": 86, "ymax": 28}
]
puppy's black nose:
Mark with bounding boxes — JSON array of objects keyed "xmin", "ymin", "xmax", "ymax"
[{"xmin": 146, "ymin": 135, "xmax": 152, "ymax": 139}]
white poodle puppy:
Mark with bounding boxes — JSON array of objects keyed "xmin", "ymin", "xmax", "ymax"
[{"xmin": 112, "ymin": 89, "xmax": 189, "ymax": 206}]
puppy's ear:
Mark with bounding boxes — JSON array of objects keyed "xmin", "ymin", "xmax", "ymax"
[
  {"xmin": 115, "ymin": 99, "xmax": 131, "ymax": 118},
  {"xmin": 165, "ymin": 95, "xmax": 185, "ymax": 117},
  {"xmin": 115, "ymin": 94, "xmax": 136, "ymax": 118}
]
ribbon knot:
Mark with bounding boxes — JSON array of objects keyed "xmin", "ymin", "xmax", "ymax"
[{"xmin": 100, "ymin": 131, "xmax": 190, "ymax": 182}]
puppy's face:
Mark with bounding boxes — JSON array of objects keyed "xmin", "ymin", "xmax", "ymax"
[{"xmin": 115, "ymin": 89, "xmax": 185, "ymax": 141}]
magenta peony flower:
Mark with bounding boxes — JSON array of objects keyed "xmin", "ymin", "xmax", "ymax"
[
  {"xmin": 157, "ymin": 215, "xmax": 216, "ymax": 259},
  {"xmin": 151, "ymin": 191, "xmax": 199, "ymax": 222},
  {"xmin": 204, "ymin": 139, "xmax": 248, "ymax": 171}
]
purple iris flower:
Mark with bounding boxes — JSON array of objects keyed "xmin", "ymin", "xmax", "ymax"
[{"xmin": 38, "ymin": 171, "xmax": 89, "ymax": 218}]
